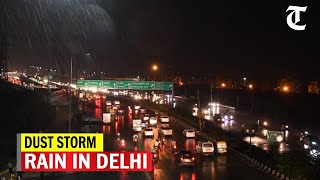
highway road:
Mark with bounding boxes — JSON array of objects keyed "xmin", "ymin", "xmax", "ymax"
[{"xmin": 44, "ymin": 97, "xmax": 274, "ymax": 180}]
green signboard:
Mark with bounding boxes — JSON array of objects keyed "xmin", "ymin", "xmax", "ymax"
[
  {"xmin": 88, "ymin": 80, "xmax": 102, "ymax": 88},
  {"xmin": 77, "ymin": 80, "xmax": 173, "ymax": 91},
  {"xmin": 77, "ymin": 80, "xmax": 88, "ymax": 87},
  {"xmin": 102, "ymin": 80, "xmax": 116, "ymax": 89},
  {"xmin": 267, "ymin": 131, "xmax": 284, "ymax": 142}
]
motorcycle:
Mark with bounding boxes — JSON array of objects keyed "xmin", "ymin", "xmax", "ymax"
[
  {"xmin": 152, "ymin": 150, "xmax": 158, "ymax": 162},
  {"xmin": 171, "ymin": 141, "xmax": 177, "ymax": 153},
  {"xmin": 161, "ymin": 138, "xmax": 165, "ymax": 146},
  {"xmin": 120, "ymin": 139, "xmax": 126, "ymax": 150},
  {"xmin": 133, "ymin": 136, "xmax": 138, "ymax": 146}
]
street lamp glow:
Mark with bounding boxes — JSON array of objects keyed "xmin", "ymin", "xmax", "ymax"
[
  {"xmin": 152, "ymin": 65, "xmax": 158, "ymax": 71},
  {"xmin": 221, "ymin": 83, "xmax": 226, "ymax": 87},
  {"xmin": 248, "ymin": 84, "xmax": 253, "ymax": 89},
  {"xmin": 282, "ymin": 86, "xmax": 289, "ymax": 92}
]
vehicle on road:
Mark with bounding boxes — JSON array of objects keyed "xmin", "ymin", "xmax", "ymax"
[
  {"xmin": 183, "ymin": 129, "xmax": 196, "ymax": 138},
  {"xmin": 143, "ymin": 114, "xmax": 150, "ymax": 121},
  {"xmin": 213, "ymin": 114, "xmax": 222, "ymax": 121},
  {"xmin": 141, "ymin": 120, "xmax": 148, "ymax": 128},
  {"xmin": 133, "ymin": 134, "xmax": 138, "ymax": 146},
  {"xmin": 114, "ymin": 100, "xmax": 120, "ymax": 105},
  {"xmin": 159, "ymin": 124, "xmax": 173, "ymax": 136},
  {"xmin": 160, "ymin": 122, "xmax": 170, "ymax": 128},
  {"xmin": 243, "ymin": 124, "xmax": 258, "ymax": 135},
  {"xmin": 149, "ymin": 117, "xmax": 157, "ymax": 126},
  {"xmin": 174, "ymin": 150, "xmax": 195, "ymax": 166},
  {"xmin": 152, "ymin": 149, "xmax": 159, "ymax": 162},
  {"xmin": 216, "ymin": 141, "xmax": 227, "ymax": 154},
  {"xmin": 154, "ymin": 139, "xmax": 161, "ymax": 148},
  {"xmin": 196, "ymin": 141, "xmax": 214, "ymax": 156},
  {"xmin": 139, "ymin": 108, "xmax": 147, "ymax": 114},
  {"xmin": 134, "ymin": 105, "xmax": 141, "ymax": 110},
  {"xmin": 103, "ymin": 113, "xmax": 111, "ymax": 124},
  {"xmin": 280, "ymin": 121, "xmax": 289, "ymax": 130},
  {"xmin": 160, "ymin": 116, "xmax": 170, "ymax": 123},
  {"xmin": 300, "ymin": 132, "xmax": 320, "ymax": 150},
  {"xmin": 133, "ymin": 119, "xmax": 142, "ymax": 131},
  {"xmin": 120, "ymin": 139, "xmax": 126, "ymax": 150},
  {"xmin": 106, "ymin": 101, "xmax": 112, "ymax": 106},
  {"xmin": 144, "ymin": 127, "xmax": 154, "ymax": 137}
]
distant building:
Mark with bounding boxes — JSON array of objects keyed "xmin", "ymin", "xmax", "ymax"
[{"xmin": 308, "ymin": 81, "xmax": 319, "ymax": 94}]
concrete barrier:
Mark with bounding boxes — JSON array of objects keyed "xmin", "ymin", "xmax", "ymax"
[
  {"xmin": 259, "ymin": 163, "xmax": 263, "ymax": 168},
  {"xmin": 267, "ymin": 167, "xmax": 271, "ymax": 173}
]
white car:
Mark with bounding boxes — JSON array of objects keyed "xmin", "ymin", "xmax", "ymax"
[
  {"xmin": 141, "ymin": 121, "xmax": 148, "ymax": 128},
  {"xmin": 149, "ymin": 117, "xmax": 157, "ymax": 126},
  {"xmin": 160, "ymin": 116, "xmax": 170, "ymax": 123},
  {"xmin": 196, "ymin": 141, "xmax": 214, "ymax": 155},
  {"xmin": 106, "ymin": 101, "xmax": 112, "ymax": 106},
  {"xmin": 159, "ymin": 126, "xmax": 172, "ymax": 136},
  {"xmin": 183, "ymin": 129, "xmax": 196, "ymax": 138},
  {"xmin": 143, "ymin": 115, "xmax": 150, "ymax": 121},
  {"xmin": 139, "ymin": 108, "xmax": 147, "ymax": 113},
  {"xmin": 144, "ymin": 128, "xmax": 154, "ymax": 137}
]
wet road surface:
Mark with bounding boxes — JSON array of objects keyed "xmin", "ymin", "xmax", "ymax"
[{"xmin": 44, "ymin": 98, "xmax": 274, "ymax": 180}]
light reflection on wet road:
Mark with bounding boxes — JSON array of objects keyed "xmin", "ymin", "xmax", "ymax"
[{"xmin": 44, "ymin": 98, "xmax": 274, "ymax": 180}]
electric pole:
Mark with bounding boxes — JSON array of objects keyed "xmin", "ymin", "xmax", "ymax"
[
  {"xmin": 0, "ymin": 7, "xmax": 8, "ymax": 80},
  {"xmin": 197, "ymin": 90, "xmax": 202, "ymax": 131}
]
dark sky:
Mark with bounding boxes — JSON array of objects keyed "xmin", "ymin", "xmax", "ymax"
[{"xmin": 2, "ymin": 0, "xmax": 319, "ymax": 79}]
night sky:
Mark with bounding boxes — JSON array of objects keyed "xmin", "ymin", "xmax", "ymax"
[{"xmin": 2, "ymin": 0, "xmax": 319, "ymax": 79}]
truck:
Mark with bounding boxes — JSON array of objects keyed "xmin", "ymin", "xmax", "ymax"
[{"xmin": 133, "ymin": 119, "xmax": 142, "ymax": 132}]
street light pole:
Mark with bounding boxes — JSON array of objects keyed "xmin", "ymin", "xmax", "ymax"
[
  {"xmin": 210, "ymin": 83, "xmax": 213, "ymax": 102},
  {"xmin": 251, "ymin": 89, "xmax": 254, "ymax": 112},
  {"xmin": 69, "ymin": 56, "xmax": 72, "ymax": 133},
  {"xmin": 249, "ymin": 131, "xmax": 252, "ymax": 151},
  {"xmin": 197, "ymin": 90, "xmax": 202, "ymax": 131},
  {"xmin": 248, "ymin": 84, "xmax": 254, "ymax": 113}
]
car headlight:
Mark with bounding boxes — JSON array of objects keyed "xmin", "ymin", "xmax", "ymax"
[
  {"xmin": 285, "ymin": 125, "xmax": 289, "ymax": 128},
  {"xmin": 312, "ymin": 142, "xmax": 317, "ymax": 145}
]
